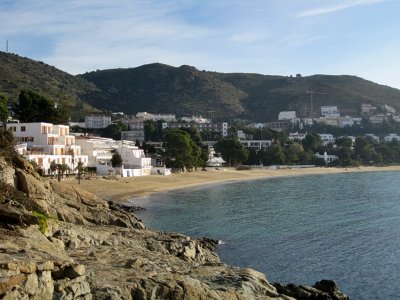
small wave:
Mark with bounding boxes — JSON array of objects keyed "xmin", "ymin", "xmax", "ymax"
[{"xmin": 218, "ymin": 240, "xmax": 226, "ymax": 245}]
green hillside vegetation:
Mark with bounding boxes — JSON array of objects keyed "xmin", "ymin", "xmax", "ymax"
[
  {"xmin": 81, "ymin": 64, "xmax": 400, "ymax": 122},
  {"xmin": 81, "ymin": 64, "xmax": 247, "ymax": 118},
  {"xmin": 0, "ymin": 51, "xmax": 100, "ymax": 119}
]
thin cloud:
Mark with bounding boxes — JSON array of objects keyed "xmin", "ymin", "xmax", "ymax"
[{"xmin": 296, "ymin": 0, "xmax": 386, "ymax": 17}]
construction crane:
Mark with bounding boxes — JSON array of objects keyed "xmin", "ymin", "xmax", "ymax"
[{"xmin": 307, "ymin": 90, "xmax": 326, "ymax": 117}]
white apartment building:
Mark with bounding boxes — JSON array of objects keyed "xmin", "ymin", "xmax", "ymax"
[
  {"xmin": 7, "ymin": 122, "xmax": 88, "ymax": 174},
  {"xmin": 162, "ymin": 122, "xmax": 228, "ymax": 137},
  {"xmin": 136, "ymin": 112, "xmax": 176, "ymax": 122},
  {"xmin": 384, "ymin": 134, "xmax": 400, "ymax": 142},
  {"xmin": 302, "ymin": 118, "xmax": 314, "ymax": 126},
  {"xmin": 318, "ymin": 134, "xmax": 335, "ymax": 146},
  {"xmin": 85, "ymin": 115, "xmax": 111, "ymax": 129},
  {"xmin": 321, "ymin": 106, "xmax": 340, "ymax": 118},
  {"xmin": 288, "ymin": 132, "xmax": 307, "ymax": 141},
  {"xmin": 314, "ymin": 117, "xmax": 339, "ymax": 127},
  {"xmin": 369, "ymin": 114, "xmax": 387, "ymax": 124},
  {"xmin": 118, "ymin": 145, "xmax": 152, "ymax": 174},
  {"xmin": 121, "ymin": 130, "xmax": 145, "ymax": 143},
  {"xmin": 361, "ymin": 104, "xmax": 377, "ymax": 115},
  {"xmin": 76, "ymin": 137, "xmax": 152, "ymax": 177},
  {"xmin": 152, "ymin": 114, "xmax": 176, "ymax": 122},
  {"xmin": 393, "ymin": 116, "xmax": 400, "ymax": 123},
  {"xmin": 278, "ymin": 111, "xmax": 296, "ymax": 121},
  {"xmin": 181, "ymin": 116, "xmax": 211, "ymax": 123},
  {"xmin": 75, "ymin": 136, "xmax": 116, "ymax": 169},
  {"xmin": 240, "ymin": 140, "xmax": 273, "ymax": 151},
  {"xmin": 338, "ymin": 117, "xmax": 354, "ymax": 128}
]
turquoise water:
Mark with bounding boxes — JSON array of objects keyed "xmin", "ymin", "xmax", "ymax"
[{"xmin": 131, "ymin": 171, "xmax": 400, "ymax": 299}]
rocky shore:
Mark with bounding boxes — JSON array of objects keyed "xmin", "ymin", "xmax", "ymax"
[{"xmin": 0, "ymin": 156, "xmax": 350, "ymax": 299}]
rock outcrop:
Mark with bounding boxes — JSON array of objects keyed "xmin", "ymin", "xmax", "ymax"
[{"xmin": 0, "ymin": 156, "xmax": 350, "ymax": 299}]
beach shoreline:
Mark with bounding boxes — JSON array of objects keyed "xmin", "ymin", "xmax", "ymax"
[{"xmin": 65, "ymin": 165, "xmax": 400, "ymax": 203}]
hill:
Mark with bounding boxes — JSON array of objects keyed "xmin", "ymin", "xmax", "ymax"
[
  {"xmin": 81, "ymin": 64, "xmax": 400, "ymax": 122},
  {"xmin": 0, "ymin": 51, "xmax": 100, "ymax": 118},
  {"xmin": 1, "ymin": 51, "xmax": 400, "ymax": 122}
]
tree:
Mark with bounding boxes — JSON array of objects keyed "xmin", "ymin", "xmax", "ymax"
[
  {"xmin": 56, "ymin": 163, "xmax": 70, "ymax": 182},
  {"xmin": 75, "ymin": 161, "xmax": 85, "ymax": 184},
  {"xmin": 144, "ymin": 120, "xmax": 164, "ymax": 141},
  {"xmin": 214, "ymin": 137, "xmax": 249, "ymax": 167},
  {"xmin": 0, "ymin": 94, "xmax": 8, "ymax": 123},
  {"xmin": 15, "ymin": 89, "xmax": 69, "ymax": 124},
  {"xmin": 111, "ymin": 152, "xmax": 123, "ymax": 167},
  {"xmin": 302, "ymin": 133, "xmax": 323, "ymax": 152},
  {"xmin": 285, "ymin": 143, "xmax": 304, "ymax": 164},
  {"xmin": 336, "ymin": 147, "xmax": 354, "ymax": 166},
  {"xmin": 0, "ymin": 128, "xmax": 15, "ymax": 162},
  {"xmin": 335, "ymin": 136, "xmax": 353, "ymax": 148},
  {"xmin": 354, "ymin": 137, "xmax": 373, "ymax": 164},
  {"xmin": 163, "ymin": 130, "xmax": 197, "ymax": 171},
  {"xmin": 50, "ymin": 160, "xmax": 58, "ymax": 178},
  {"xmin": 101, "ymin": 122, "xmax": 127, "ymax": 140},
  {"xmin": 264, "ymin": 144, "xmax": 285, "ymax": 165}
]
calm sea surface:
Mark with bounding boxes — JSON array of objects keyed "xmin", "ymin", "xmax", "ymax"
[{"xmin": 131, "ymin": 171, "xmax": 400, "ymax": 299}]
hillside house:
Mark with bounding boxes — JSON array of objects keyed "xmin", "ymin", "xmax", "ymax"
[
  {"xmin": 75, "ymin": 137, "xmax": 152, "ymax": 177},
  {"xmin": 7, "ymin": 122, "xmax": 88, "ymax": 174},
  {"xmin": 85, "ymin": 115, "xmax": 111, "ymax": 129},
  {"xmin": 318, "ymin": 134, "xmax": 335, "ymax": 146}
]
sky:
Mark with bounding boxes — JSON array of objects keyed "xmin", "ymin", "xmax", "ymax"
[{"xmin": 1, "ymin": 0, "xmax": 400, "ymax": 89}]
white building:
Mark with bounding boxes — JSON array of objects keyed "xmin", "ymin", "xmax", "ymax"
[
  {"xmin": 207, "ymin": 148, "xmax": 225, "ymax": 167},
  {"xmin": 321, "ymin": 106, "xmax": 340, "ymax": 118},
  {"xmin": 369, "ymin": 114, "xmax": 387, "ymax": 124},
  {"xmin": 162, "ymin": 122, "xmax": 228, "ymax": 137},
  {"xmin": 338, "ymin": 117, "xmax": 354, "ymax": 128},
  {"xmin": 314, "ymin": 117, "xmax": 339, "ymax": 127},
  {"xmin": 7, "ymin": 122, "xmax": 88, "ymax": 175},
  {"xmin": 135, "ymin": 112, "xmax": 176, "ymax": 122},
  {"xmin": 75, "ymin": 137, "xmax": 152, "ymax": 177},
  {"xmin": 361, "ymin": 104, "xmax": 377, "ymax": 115},
  {"xmin": 288, "ymin": 132, "xmax": 307, "ymax": 141},
  {"xmin": 85, "ymin": 115, "xmax": 111, "ymax": 129},
  {"xmin": 121, "ymin": 130, "xmax": 145, "ymax": 143},
  {"xmin": 117, "ymin": 145, "xmax": 152, "ymax": 177},
  {"xmin": 353, "ymin": 117, "xmax": 362, "ymax": 125},
  {"xmin": 318, "ymin": 134, "xmax": 335, "ymax": 146},
  {"xmin": 393, "ymin": 116, "xmax": 400, "ymax": 123},
  {"xmin": 248, "ymin": 123, "xmax": 267, "ymax": 129},
  {"xmin": 75, "ymin": 136, "xmax": 116, "ymax": 171},
  {"xmin": 384, "ymin": 134, "xmax": 400, "ymax": 142},
  {"xmin": 381, "ymin": 105, "xmax": 396, "ymax": 114},
  {"xmin": 240, "ymin": 140, "xmax": 273, "ymax": 151},
  {"xmin": 315, "ymin": 152, "xmax": 338, "ymax": 164},
  {"xmin": 302, "ymin": 118, "xmax": 314, "ymax": 126},
  {"xmin": 278, "ymin": 111, "xmax": 296, "ymax": 121},
  {"xmin": 181, "ymin": 115, "xmax": 211, "ymax": 123}
]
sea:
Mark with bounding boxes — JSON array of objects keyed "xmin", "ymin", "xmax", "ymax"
[{"xmin": 130, "ymin": 171, "xmax": 400, "ymax": 300}]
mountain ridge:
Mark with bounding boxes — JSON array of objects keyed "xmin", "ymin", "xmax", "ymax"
[{"xmin": 1, "ymin": 51, "xmax": 399, "ymax": 122}]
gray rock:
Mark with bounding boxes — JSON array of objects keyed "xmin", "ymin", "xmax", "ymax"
[{"xmin": 24, "ymin": 273, "xmax": 39, "ymax": 295}]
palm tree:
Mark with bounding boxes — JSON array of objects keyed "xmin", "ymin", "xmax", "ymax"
[
  {"xmin": 50, "ymin": 160, "xmax": 57, "ymax": 178},
  {"xmin": 75, "ymin": 161, "xmax": 85, "ymax": 184},
  {"xmin": 56, "ymin": 163, "xmax": 69, "ymax": 182}
]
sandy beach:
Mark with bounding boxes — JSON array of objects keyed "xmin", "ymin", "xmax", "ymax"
[{"xmin": 64, "ymin": 165, "xmax": 400, "ymax": 203}]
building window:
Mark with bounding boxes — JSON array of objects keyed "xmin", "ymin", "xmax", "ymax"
[{"xmin": 21, "ymin": 126, "xmax": 26, "ymax": 132}]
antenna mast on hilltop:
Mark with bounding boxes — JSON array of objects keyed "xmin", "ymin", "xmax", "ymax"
[
  {"xmin": 306, "ymin": 90, "xmax": 326, "ymax": 117},
  {"xmin": 6, "ymin": 39, "xmax": 8, "ymax": 53}
]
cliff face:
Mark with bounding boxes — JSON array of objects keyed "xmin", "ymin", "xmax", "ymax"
[{"xmin": 0, "ymin": 156, "xmax": 350, "ymax": 300}]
